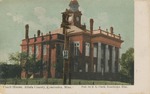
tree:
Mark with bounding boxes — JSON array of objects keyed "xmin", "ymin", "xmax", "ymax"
[
  {"xmin": 120, "ymin": 48, "xmax": 134, "ymax": 84},
  {"xmin": 9, "ymin": 52, "xmax": 28, "ymax": 65},
  {"xmin": 9, "ymin": 52, "xmax": 42, "ymax": 78},
  {"xmin": 22, "ymin": 53, "xmax": 42, "ymax": 78}
]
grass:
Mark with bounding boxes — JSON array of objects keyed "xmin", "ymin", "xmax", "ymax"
[{"xmin": 0, "ymin": 78, "xmax": 130, "ymax": 85}]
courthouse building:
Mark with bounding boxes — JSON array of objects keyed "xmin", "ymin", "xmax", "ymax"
[{"xmin": 21, "ymin": 0, "xmax": 123, "ymax": 80}]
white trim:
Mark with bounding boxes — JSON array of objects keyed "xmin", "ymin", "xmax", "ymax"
[
  {"xmin": 105, "ymin": 45, "xmax": 109, "ymax": 73},
  {"xmin": 93, "ymin": 45, "xmax": 97, "ymax": 57},
  {"xmin": 112, "ymin": 46, "xmax": 116, "ymax": 73},
  {"xmin": 97, "ymin": 43, "xmax": 102, "ymax": 72}
]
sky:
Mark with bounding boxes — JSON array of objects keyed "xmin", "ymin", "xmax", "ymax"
[{"xmin": 0, "ymin": 0, "xmax": 134, "ymax": 63}]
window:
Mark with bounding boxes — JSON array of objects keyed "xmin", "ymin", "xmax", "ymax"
[
  {"xmin": 85, "ymin": 42, "xmax": 90, "ymax": 56},
  {"xmin": 29, "ymin": 46, "xmax": 32, "ymax": 55},
  {"xmin": 43, "ymin": 45, "xmax": 47, "ymax": 55},
  {"xmin": 35, "ymin": 45, "xmax": 38, "ymax": 57},
  {"xmin": 94, "ymin": 45, "xmax": 97, "ymax": 57},
  {"xmin": 85, "ymin": 63, "xmax": 88, "ymax": 72},
  {"xmin": 63, "ymin": 50, "xmax": 68, "ymax": 59},
  {"xmin": 73, "ymin": 41, "xmax": 80, "ymax": 56}
]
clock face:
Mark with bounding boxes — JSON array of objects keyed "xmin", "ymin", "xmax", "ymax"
[
  {"xmin": 76, "ymin": 17, "xmax": 79, "ymax": 21},
  {"xmin": 68, "ymin": 16, "xmax": 73, "ymax": 22}
]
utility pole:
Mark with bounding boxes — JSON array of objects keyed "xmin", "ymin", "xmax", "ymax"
[
  {"xmin": 48, "ymin": 32, "xmax": 52, "ymax": 78},
  {"xmin": 68, "ymin": 36, "xmax": 71, "ymax": 85},
  {"xmin": 67, "ymin": 30, "xmax": 74, "ymax": 85},
  {"xmin": 62, "ymin": 24, "xmax": 67, "ymax": 85},
  {"xmin": 62, "ymin": 23, "xmax": 71, "ymax": 85},
  {"xmin": 25, "ymin": 24, "xmax": 29, "ymax": 79}
]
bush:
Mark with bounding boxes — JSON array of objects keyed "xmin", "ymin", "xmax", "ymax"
[
  {"xmin": 119, "ymin": 48, "xmax": 134, "ymax": 84},
  {"xmin": 0, "ymin": 64, "xmax": 21, "ymax": 79}
]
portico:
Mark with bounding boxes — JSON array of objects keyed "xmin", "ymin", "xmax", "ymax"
[{"xmin": 91, "ymin": 32, "xmax": 122, "ymax": 75}]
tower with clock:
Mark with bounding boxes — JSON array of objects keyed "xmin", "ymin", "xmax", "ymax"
[{"xmin": 61, "ymin": 0, "xmax": 83, "ymax": 28}]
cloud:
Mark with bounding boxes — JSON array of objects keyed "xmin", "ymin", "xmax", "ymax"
[
  {"xmin": 6, "ymin": 7, "xmax": 61, "ymax": 34},
  {"xmin": 6, "ymin": 12, "xmax": 23, "ymax": 24},
  {"xmin": 96, "ymin": 12, "xmax": 109, "ymax": 24},
  {"xmin": 6, "ymin": 12, "xmax": 41, "ymax": 35},
  {"xmin": 6, "ymin": 12, "xmax": 12, "ymax": 16},
  {"xmin": 23, "ymin": 21, "xmax": 42, "ymax": 32},
  {"xmin": 93, "ymin": 12, "xmax": 110, "ymax": 29},
  {"xmin": 34, "ymin": 7, "xmax": 60, "ymax": 31},
  {"xmin": 79, "ymin": 7, "xmax": 109, "ymax": 29},
  {"xmin": 34, "ymin": 7, "xmax": 46, "ymax": 17}
]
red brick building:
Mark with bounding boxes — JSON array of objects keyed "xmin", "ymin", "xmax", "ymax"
[{"xmin": 21, "ymin": 0, "xmax": 123, "ymax": 80}]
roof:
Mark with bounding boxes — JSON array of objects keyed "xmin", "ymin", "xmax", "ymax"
[
  {"xmin": 92, "ymin": 29, "xmax": 122, "ymax": 40},
  {"xmin": 51, "ymin": 25, "xmax": 89, "ymax": 34}
]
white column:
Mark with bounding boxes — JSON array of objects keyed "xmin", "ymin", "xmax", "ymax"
[
  {"xmin": 94, "ymin": 64, "xmax": 96, "ymax": 72},
  {"xmin": 97, "ymin": 43, "xmax": 101, "ymax": 72},
  {"xmin": 105, "ymin": 45, "xmax": 109, "ymax": 73},
  {"xmin": 112, "ymin": 46, "xmax": 116, "ymax": 73},
  {"xmin": 85, "ymin": 63, "xmax": 88, "ymax": 72}
]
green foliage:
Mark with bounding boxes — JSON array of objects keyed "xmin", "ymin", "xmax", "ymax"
[
  {"xmin": 24, "ymin": 54, "xmax": 35, "ymax": 72},
  {"xmin": 0, "ymin": 62, "xmax": 7, "ymax": 64},
  {"xmin": 0, "ymin": 64, "xmax": 21, "ymax": 79},
  {"xmin": 9, "ymin": 52, "xmax": 28, "ymax": 65},
  {"xmin": 9, "ymin": 52, "xmax": 42, "ymax": 78},
  {"xmin": 120, "ymin": 48, "xmax": 134, "ymax": 84},
  {"xmin": 32, "ymin": 60, "xmax": 42, "ymax": 73},
  {"xmin": 24, "ymin": 54, "xmax": 42, "ymax": 77}
]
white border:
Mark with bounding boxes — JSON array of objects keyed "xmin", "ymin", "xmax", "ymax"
[{"xmin": 1, "ymin": 0, "xmax": 150, "ymax": 94}]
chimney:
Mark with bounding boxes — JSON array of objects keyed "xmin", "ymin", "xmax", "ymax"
[
  {"xmin": 34, "ymin": 34, "xmax": 36, "ymax": 42},
  {"xmin": 90, "ymin": 19, "xmax": 94, "ymax": 34},
  {"xmin": 99, "ymin": 26, "xmax": 101, "ymax": 30},
  {"xmin": 49, "ymin": 31, "xmax": 52, "ymax": 40},
  {"xmin": 110, "ymin": 27, "xmax": 114, "ymax": 34},
  {"xmin": 25, "ymin": 24, "xmax": 29, "ymax": 39},
  {"xmin": 37, "ymin": 30, "xmax": 41, "ymax": 37},
  {"xmin": 106, "ymin": 29, "xmax": 108, "ymax": 32},
  {"xmin": 41, "ymin": 33, "xmax": 44, "ymax": 40}
]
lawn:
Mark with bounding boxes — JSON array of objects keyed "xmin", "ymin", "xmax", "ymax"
[{"xmin": 0, "ymin": 78, "xmax": 130, "ymax": 85}]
